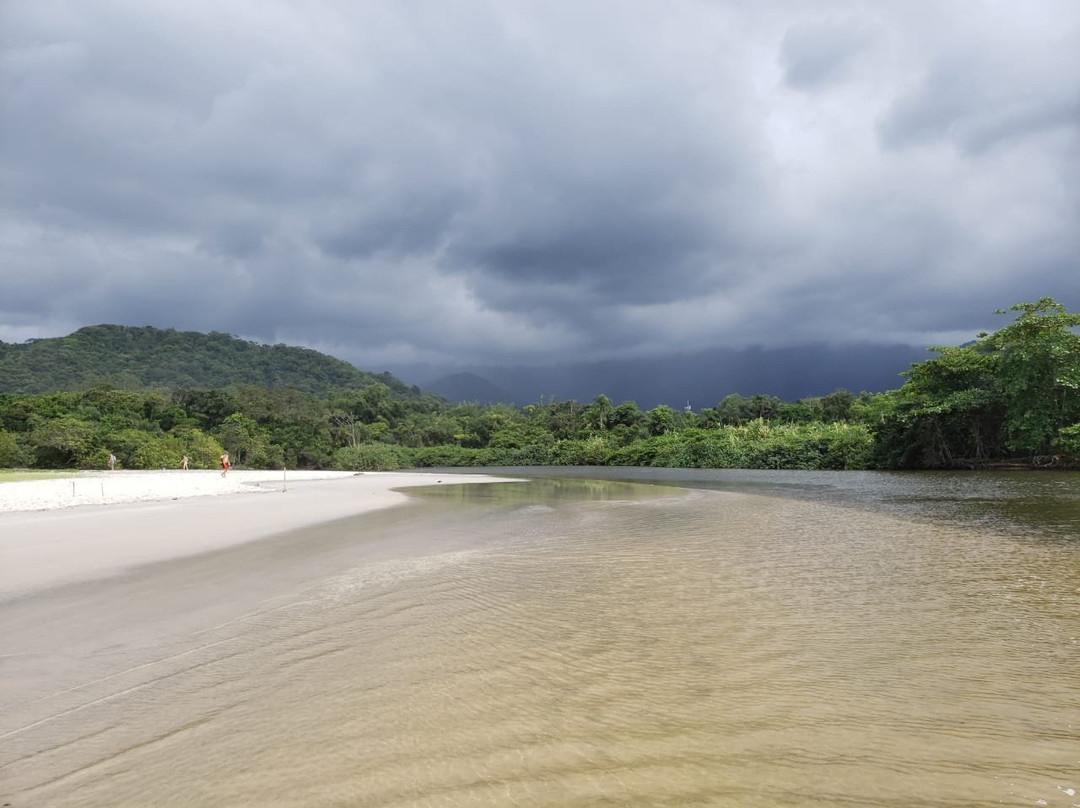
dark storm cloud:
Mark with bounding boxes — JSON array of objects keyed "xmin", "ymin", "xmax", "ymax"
[{"xmin": 1, "ymin": 0, "xmax": 1077, "ymax": 370}]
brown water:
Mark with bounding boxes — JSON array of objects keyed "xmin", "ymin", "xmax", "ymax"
[{"xmin": 2, "ymin": 474, "xmax": 1078, "ymax": 807}]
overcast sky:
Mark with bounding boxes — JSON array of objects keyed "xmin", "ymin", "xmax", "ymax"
[{"xmin": 2, "ymin": 0, "xmax": 1077, "ymax": 375}]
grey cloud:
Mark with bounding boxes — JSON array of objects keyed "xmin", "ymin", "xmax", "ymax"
[
  {"xmin": 465, "ymin": 204, "xmax": 727, "ymax": 301},
  {"xmin": 877, "ymin": 30, "xmax": 1080, "ymax": 154},
  {"xmin": 312, "ymin": 190, "xmax": 467, "ymax": 261},
  {"xmin": 780, "ymin": 20, "xmax": 869, "ymax": 90},
  {"xmin": 1, "ymin": 0, "xmax": 1078, "ymax": 379},
  {"xmin": 878, "ymin": 72, "xmax": 1079, "ymax": 155}
]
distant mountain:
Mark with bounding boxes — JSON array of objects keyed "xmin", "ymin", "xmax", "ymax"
[
  {"xmin": 394, "ymin": 343, "xmax": 930, "ymax": 409},
  {"xmin": 0, "ymin": 325, "xmax": 420, "ymax": 397},
  {"xmin": 422, "ymin": 372, "xmax": 515, "ymax": 405}
]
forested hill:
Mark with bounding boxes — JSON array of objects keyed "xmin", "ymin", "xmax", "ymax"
[{"xmin": 0, "ymin": 325, "xmax": 419, "ymax": 397}]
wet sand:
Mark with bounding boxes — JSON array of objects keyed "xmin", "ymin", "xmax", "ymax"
[
  {"xmin": 0, "ymin": 470, "xmax": 516, "ymax": 599},
  {"xmin": 1, "ymin": 469, "xmax": 527, "ymax": 805}
]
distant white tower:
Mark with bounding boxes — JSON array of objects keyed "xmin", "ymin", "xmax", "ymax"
[{"xmin": 684, "ymin": 400, "xmax": 692, "ymax": 413}]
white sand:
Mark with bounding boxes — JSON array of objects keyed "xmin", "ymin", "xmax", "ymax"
[
  {"xmin": 0, "ymin": 469, "xmax": 518, "ymax": 598},
  {"xmin": 0, "ymin": 469, "xmax": 361, "ymax": 513}
]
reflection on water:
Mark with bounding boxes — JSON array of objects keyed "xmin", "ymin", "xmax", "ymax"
[
  {"xmin": 2, "ymin": 473, "xmax": 1078, "ymax": 807},
  {"xmin": 470, "ymin": 467, "xmax": 1080, "ymax": 542},
  {"xmin": 420, "ymin": 477, "xmax": 675, "ymax": 506}
]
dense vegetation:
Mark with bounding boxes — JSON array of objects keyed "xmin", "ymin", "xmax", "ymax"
[
  {"xmin": 0, "ymin": 324, "xmax": 421, "ymax": 397},
  {"xmin": 1, "ymin": 300, "xmax": 1076, "ymax": 472},
  {"xmin": 868, "ymin": 298, "xmax": 1080, "ymax": 468}
]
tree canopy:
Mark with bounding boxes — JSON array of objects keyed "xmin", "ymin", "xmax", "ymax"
[{"xmin": 868, "ymin": 298, "xmax": 1080, "ymax": 467}]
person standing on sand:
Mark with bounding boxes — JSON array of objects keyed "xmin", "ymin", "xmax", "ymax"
[
  {"xmin": 181, "ymin": 455, "xmax": 189, "ymax": 470},
  {"xmin": 220, "ymin": 451, "xmax": 230, "ymax": 477},
  {"xmin": 108, "ymin": 453, "xmax": 116, "ymax": 471}
]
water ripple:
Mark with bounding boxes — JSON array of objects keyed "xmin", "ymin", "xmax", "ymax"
[{"xmin": 3, "ymin": 480, "xmax": 1078, "ymax": 807}]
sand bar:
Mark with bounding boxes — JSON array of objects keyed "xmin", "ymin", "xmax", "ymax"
[
  {"xmin": 0, "ymin": 469, "xmax": 517, "ymax": 599},
  {"xmin": 1, "ymin": 468, "xmax": 363, "ymax": 512}
]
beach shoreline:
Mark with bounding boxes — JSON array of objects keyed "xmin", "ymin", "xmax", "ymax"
[
  {"xmin": 1, "ymin": 468, "xmax": 380, "ymax": 513},
  {"xmin": 0, "ymin": 469, "xmax": 519, "ymax": 599}
]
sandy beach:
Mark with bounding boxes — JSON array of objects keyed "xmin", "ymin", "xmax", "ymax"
[{"xmin": 0, "ymin": 469, "xmax": 516, "ymax": 599}]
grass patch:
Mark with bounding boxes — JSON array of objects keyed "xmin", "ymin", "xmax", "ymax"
[{"xmin": 0, "ymin": 470, "xmax": 80, "ymax": 483}]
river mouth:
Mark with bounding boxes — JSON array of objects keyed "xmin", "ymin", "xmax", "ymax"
[{"xmin": 2, "ymin": 474, "xmax": 1077, "ymax": 807}]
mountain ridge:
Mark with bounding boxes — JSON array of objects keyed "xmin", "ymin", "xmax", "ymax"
[
  {"xmin": 394, "ymin": 343, "xmax": 930, "ymax": 409},
  {"xmin": 0, "ymin": 324, "xmax": 420, "ymax": 397},
  {"xmin": 420, "ymin": 372, "xmax": 516, "ymax": 405}
]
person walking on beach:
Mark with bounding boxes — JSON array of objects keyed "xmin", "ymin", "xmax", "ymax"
[
  {"xmin": 181, "ymin": 455, "xmax": 189, "ymax": 470},
  {"xmin": 220, "ymin": 451, "xmax": 230, "ymax": 477},
  {"xmin": 108, "ymin": 453, "xmax": 116, "ymax": 471}
]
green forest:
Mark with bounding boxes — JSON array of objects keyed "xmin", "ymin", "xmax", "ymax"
[{"xmin": 1, "ymin": 299, "xmax": 1077, "ymax": 472}]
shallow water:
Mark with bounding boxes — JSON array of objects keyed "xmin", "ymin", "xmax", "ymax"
[{"xmin": 2, "ymin": 472, "xmax": 1078, "ymax": 807}]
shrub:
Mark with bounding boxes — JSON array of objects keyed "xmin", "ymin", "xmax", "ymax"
[
  {"xmin": 1057, "ymin": 423, "xmax": 1080, "ymax": 459},
  {"xmin": 410, "ymin": 445, "xmax": 484, "ymax": 467},
  {"xmin": 605, "ymin": 420, "xmax": 873, "ymax": 470},
  {"xmin": 548, "ymin": 436, "xmax": 610, "ymax": 465},
  {"xmin": 817, "ymin": 422, "xmax": 874, "ymax": 469},
  {"xmin": 607, "ymin": 437, "xmax": 662, "ymax": 466},
  {"xmin": 333, "ymin": 443, "xmax": 409, "ymax": 471},
  {"xmin": 478, "ymin": 442, "xmax": 555, "ymax": 466}
]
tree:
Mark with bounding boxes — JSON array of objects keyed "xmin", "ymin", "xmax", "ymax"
[
  {"xmin": 712, "ymin": 393, "xmax": 780, "ymax": 424},
  {"xmin": 872, "ymin": 298, "xmax": 1080, "ymax": 467},
  {"xmin": 714, "ymin": 394, "xmax": 750, "ymax": 425},
  {"xmin": 29, "ymin": 415, "xmax": 96, "ymax": 467},
  {"xmin": 0, "ymin": 429, "xmax": 30, "ymax": 467},
  {"xmin": 173, "ymin": 389, "xmax": 238, "ymax": 430},
  {"xmin": 217, "ymin": 413, "xmax": 280, "ymax": 467},
  {"xmin": 820, "ymin": 389, "xmax": 856, "ymax": 422},
  {"xmin": 646, "ymin": 405, "xmax": 677, "ymax": 436},
  {"xmin": 582, "ymin": 395, "xmax": 613, "ymax": 431},
  {"xmin": 749, "ymin": 394, "xmax": 781, "ymax": 421},
  {"xmin": 355, "ymin": 383, "xmax": 400, "ymax": 424},
  {"xmin": 329, "ymin": 408, "xmax": 362, "ymax": 447},
  {"xmin": 609, "ymin": 401, "xmax": 644, "ymax": 430},
  {"xmin": 977, "ymin": 298, "xmax": 1080, "ymax": 456}
]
